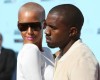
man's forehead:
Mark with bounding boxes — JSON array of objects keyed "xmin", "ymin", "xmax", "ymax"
[{"xmin": 47, "ymin": 13, "xmax": 64, "ymax": 22}]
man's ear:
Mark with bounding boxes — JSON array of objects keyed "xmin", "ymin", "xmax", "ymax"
[{"xmin": 69, "ymin": 27, "xmax": 78, "ymax": 37}]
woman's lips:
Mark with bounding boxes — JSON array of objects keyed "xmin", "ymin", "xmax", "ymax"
[{"xmin": 27, "ymin": 37, "xmax": 34, "ymax": 41}]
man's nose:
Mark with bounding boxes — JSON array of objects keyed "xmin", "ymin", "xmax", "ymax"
[{"xmin": 44, "ymin": 26, "xmax": 51, "ymax": 36}]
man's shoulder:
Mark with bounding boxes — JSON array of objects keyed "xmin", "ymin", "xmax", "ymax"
[{"xmin": 2, "ymin": 47, "xmax": 15, "ymax": 53}]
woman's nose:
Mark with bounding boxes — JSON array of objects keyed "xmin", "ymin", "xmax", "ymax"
[{"xmin": 27, "ymin": 27, "xmax": 33, "ymax": 34}]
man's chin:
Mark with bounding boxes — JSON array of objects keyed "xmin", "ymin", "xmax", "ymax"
[{"xmin": 47, "ymin": 43, "xmax": 57, "ymax": 48}]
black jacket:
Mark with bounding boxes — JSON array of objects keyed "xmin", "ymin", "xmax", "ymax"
[{"xmin": 0, "ymin": 47, "xmax": 17, "ymax": 80}]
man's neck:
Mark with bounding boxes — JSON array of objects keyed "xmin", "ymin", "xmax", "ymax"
[{"xmin": 60, "ymin": 39, "xmax": 78, "ymax": 57}]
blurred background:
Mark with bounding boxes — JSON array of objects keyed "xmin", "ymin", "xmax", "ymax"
[{"xmin": 0, "ymin": 0, "xmax": 100, "ymax": 60}]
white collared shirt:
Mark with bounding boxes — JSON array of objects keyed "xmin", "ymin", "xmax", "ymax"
[{"xmin": 53, "ymin": 39, "xmax": 99, "ymax": 80}]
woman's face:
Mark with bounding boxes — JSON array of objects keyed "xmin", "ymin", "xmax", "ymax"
[{"xmin": 18, "ymin": 10, "xmax": 43, "ymax": 46}]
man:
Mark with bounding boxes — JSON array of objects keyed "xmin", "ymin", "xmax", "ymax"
[
  {"xmin": 17, "ymin": 2, "xmax": 54, "ymax": 80},
  {"xmin": 45, "ymin": 4, "xmax": 99, "ymax": 80},
  {"xmin": 0, "ymin": 33, "xmax": 17, "ymax": 80}
]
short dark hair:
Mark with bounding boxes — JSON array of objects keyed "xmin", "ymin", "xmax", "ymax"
[{"xmin": 49, "ymin": 4, "xmax": 84, "ymax": 31}]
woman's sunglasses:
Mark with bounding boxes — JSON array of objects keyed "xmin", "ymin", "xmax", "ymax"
[{"xmin": 18, "ymin": 22, "xmax": 42, "ymax": 31}]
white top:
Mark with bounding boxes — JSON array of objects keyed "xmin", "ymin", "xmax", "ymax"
[
  {"xmin": 53, "ymin": 39, "xmax": 99, "ymax": 80},
  {"xmin": 17, "ymin": 44, "xmax": 54, "ymax": 80}
]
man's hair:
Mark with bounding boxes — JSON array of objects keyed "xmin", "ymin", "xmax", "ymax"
[{"xmin": 48, "ymin": 4, "xmax": 84, "ymax": 31}]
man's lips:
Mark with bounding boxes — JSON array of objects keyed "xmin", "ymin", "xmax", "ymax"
[{"xmin": 46, "ymin": 36, "xmax": 51, "ymax": 42}]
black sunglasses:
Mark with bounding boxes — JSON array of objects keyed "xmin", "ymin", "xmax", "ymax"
[{"xmin": 18, "ymin": 22, "xmax": 42, "ymax": 31}]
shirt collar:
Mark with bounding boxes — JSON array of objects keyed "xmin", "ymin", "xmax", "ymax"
[{"xmin": 58, "ymin": 39, "xmax": 82, "ymax": 62}]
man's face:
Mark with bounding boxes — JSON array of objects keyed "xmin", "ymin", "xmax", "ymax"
[
  {"xmin": 45, "ymin": 13, "xmax": 70, "ymax": 48},
  {"xmin": 18, "ymin": 10, "xmax": 43, "ymax": 46}
]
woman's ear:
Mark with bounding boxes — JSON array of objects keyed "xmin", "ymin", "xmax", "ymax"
[{"xmin": 42, "ymin": 20, "xmax": 46, "ymax": 29}]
